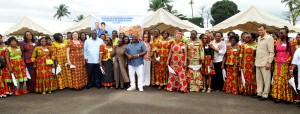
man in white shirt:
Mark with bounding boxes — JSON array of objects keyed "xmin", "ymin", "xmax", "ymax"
[{"xmin": 84, "ymin": 30, "xmax": 104, "ymax": 89}]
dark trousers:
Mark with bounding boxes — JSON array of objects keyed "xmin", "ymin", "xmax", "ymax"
[
  {"xmin": 212, "ymin": 62, "xmax": 224, "ymax": 91},
  {"xmin": 87, "ymin": 63, "xmax": 102, "ymax": 88}
]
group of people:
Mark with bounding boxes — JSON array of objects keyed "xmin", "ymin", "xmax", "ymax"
[{"xmin": 0, "ymin": 24, "xmax": 300, "ymax": 106}]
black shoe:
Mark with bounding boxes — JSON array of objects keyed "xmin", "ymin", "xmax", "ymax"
[
  {"xmin": 86, "ymin": 86, "xmax": 92, "ymax": 89},
  {"xmin": 259, "ymin": 97, "xmax": 268, "ymax": 101},
  {"xmin": 252, "ymin": 95, "xmax": 261, "ymax": 98},
  {"xmin": 96, "ymin": 86, "xmax": 101, "ymax": 89},
  {"xmin": 274, "ymin": 99, "xmax": 280, "ymax": 104}
]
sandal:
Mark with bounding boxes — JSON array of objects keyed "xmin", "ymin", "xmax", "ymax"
[
  {"xmin": 207, "ymin": 88, "xmax": 211, "ymax": 93},
  {"xmin": 14, "ymin": 91, "xmax": 20, "ymax": 96},
  {"xmin": 202, "ymin": 88, "xmax": 206, "ymax": 93},
  {"xmin": 158, "ymin": 86, "xmax": 162, "ymax": 90}
]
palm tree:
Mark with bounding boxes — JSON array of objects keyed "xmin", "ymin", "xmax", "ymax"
[
  {"xmin": 53, "ymin": 4, "xmax": 71, "ymax": 21},
  {"xmin": 148, "ymin": 0, "xmax": 172, "ymax": 12},
  {"xmin": 281, "ymin": 0, "xmax": 300, "ymax": 25},
  {"xmin": 189, "ymin": 0, "xmax": 194, "ymax": 18},
  {"xmin": 281, "ymin": 0, "xmax": 299, "ymax": 11},
  {"xmin": 74, "ymin": 15, "xmax": 84, "ymax": 22}
]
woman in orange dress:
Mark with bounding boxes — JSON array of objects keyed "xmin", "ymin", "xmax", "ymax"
[
  {"xmin": 100, "ymin": 37, "xmax": 115, "ymax": 89},
  {"xmin": 0, "ymin": 34, "xmax": 10, "ymax": 97},
  {"xmin": 31, "ymin": 37, "xmax": 57, "ymax": 94},
  {"xmin": 239, "ymin": 33, "xmax": 257, "ymax": 96},
  {"xmin": 154, "ymin": 30, "xmax": 173, "ymax": 90},
  {"xmin": 67, "ymin": 32, "xmax": 87, "ymax": 90},
  {"xmin": 223, "ymin": 35, "xmax": 240, "ymax": 95},
  {"xmin": 5, "ymin": 37, "xmax": 28, "ymax": 96}
]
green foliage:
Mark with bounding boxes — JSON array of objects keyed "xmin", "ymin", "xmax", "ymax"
[
  {"xmin": 188, "ymin": 17, "xmax": 204, "ymax": 28},
  {"xmin": 53, "ymin": 4, "xmax": 71, "ymax": 21},
  {"xmin": 210, "ymin": 0, "xmax": 239, "ymax": 26},
  {"xmin": 74, "ymin": 15, "xmax": 84, "ymax": 22}
]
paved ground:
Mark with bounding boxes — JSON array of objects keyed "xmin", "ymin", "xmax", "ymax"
[{"xmin": 0, "ymin": 87, "xmax": 299, "ymax": 114}]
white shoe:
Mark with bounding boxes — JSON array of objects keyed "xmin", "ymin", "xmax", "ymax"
[
  {"xmin": 127, "ymin": 87, "xmax": 136, "ymax": 91},
  {"xmin": 139, "ymin": 88, "xmax": 144, "ymax": 92}
]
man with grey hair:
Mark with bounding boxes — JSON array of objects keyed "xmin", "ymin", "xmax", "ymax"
[
  {"xmin": 125, "ymin": 34, "xmax": 147, "ymax": 91},
  {"xmin": 84, "ymin": 29, "xmax": 104, "ymax": 89}
]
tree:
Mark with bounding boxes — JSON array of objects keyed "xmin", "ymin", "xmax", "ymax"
[
  {"xmin": 188, "ymin": 17, "xmax": 204, "ymax": 28},
  {"xmin": 53, "ymin": 4, "xmax": 71, "ymax": 21},
  {"xmin": 189, "ymin": 0, "xmax": 194, "ymax": 18},
  {"xmin": 281, "ymin": 0, "xmax": 300, "ymax": 25},
  {"xmin": 148, "ymin": 0, "xmax": 172, "ymax": 12},
  {"xmin": 205, "ymin": 9, "xmax": 211, "ymax": 28},
  {"xmin": 210, "ymin": 0, "xmax": 239, "ymax": 26},
  {"xmin": 74, "ymin": 15, "xmax": 84, "ymax": 22}
]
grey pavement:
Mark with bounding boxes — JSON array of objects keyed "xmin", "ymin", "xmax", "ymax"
[{"xmin": 0, "ymin": 87, "xmax": 299, "ymax": 114}]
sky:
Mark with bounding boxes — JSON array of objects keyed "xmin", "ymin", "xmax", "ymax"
[{"xmin": 0, "ymin": 0, "xmax": 290, "ymax": 25}]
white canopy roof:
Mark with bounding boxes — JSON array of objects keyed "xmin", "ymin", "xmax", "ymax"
[
  {"xmin": 0, "ymin": 23, "xmax": 14, "ymax": 35},
  {"xmin": 211, "ymin": 6, "xmax": 300, "ymax": 33},
  {"xmin": 143, "ymin": 8, "xmax": 193, "ymax": 33},
  {"xmin": 63, "ymin": 15, "xmax": 98, "ymax": 34},
  {"xmin": 4, "ymin": 16, "xmax": 51, "ymax": 36},
  {"xmin": 4, "ymin": 16, "xmax": 74, "ymax": 36}
]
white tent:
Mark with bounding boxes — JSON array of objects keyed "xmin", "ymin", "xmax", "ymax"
[
  {"xmin": 183, "ymin": 20, "xmax": 206, "ymax": 33},
  {"xmin": 211, "ymin": 6, "xmax": 300, "ymax": 33},
  {"xmin": 143, "ymin": 8, "xmax": 193, "ymax": 33},
  {"xmin": 63, "ymin": 15, "xmax": 98, "ymax": 34},
  {"xmin": 28, "ymin": 17, "xmax": 74, "ymax": 35},
  {"xmin": 4, "ymin": 16, "xmax": 51, "ymax": 36}
]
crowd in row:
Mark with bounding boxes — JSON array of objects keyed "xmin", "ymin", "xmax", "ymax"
[{"xmin": 0, "ymin": 24, "xmax": 300, "ymax": 106}]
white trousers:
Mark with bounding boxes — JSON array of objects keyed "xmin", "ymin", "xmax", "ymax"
[
  {"xmin": 128, "ymin": 64, "xmax": 144, "ymax": 89},
  {"xmin": 143, "ymin": 60, "xmax": 151, "ymax": 86}
]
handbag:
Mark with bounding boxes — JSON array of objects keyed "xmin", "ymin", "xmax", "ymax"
[{"xmin": 46, "ymin": 59, "xmax": 54, "ymax": 65}]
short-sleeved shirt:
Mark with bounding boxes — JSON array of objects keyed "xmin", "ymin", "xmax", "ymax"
[{"xmin": 125, "ymin": 41, "xmax": 147, "ymax": 67}]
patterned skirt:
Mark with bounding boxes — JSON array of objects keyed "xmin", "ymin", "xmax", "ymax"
[
  {"xmin": 271, "ymin": 62, "xmax": 293, "ymax": 102},
  {"xmin": 239, "ymin": 65, "xmax": 256, "ymax": 95},
  {"xmin": 102, "ymin": 60, "xmax": 115, "ymax": 87},
  {"xmin": 224, "ymin": 65, "xmax": 239, "ymax": 94},
  {"xmin": 10, "ymin": 58, "xmax": 27, "ymax": 82},
  {"xmin": 187, "ymin": 60, "xmax": 203, "ymax": 92},
  {"xmin": 201, "ymin": 55, "xmax": 215, "ymax": 75},
  {"xmin": 35, "ymin": 58, "xmax": 57, "ymax": 93},
  {"xmin": 155, "ymin": 57, "xmax": 169, "ymax": 86}
]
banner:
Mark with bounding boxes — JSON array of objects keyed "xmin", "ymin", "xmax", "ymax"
[{"xmin": 91, "ymin": 16, "xmax": 144, "ymax": 38}]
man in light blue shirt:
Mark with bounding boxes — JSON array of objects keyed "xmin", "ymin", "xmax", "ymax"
[
  {"xmin": 84, "ymin": 29, "xmax": 104, "ymax": 89},
  {"xmin": 125, "ymin": 34, "xmax": 147, "ymax": 92}
]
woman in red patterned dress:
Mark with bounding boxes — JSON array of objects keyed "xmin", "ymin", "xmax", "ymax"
[
  {"xmin": 154, "ymin": 30, "xmax": 173, "ymax": 90},
  {"xmin": 0, "ymin": 35, "xmax": 10, "ymax": 97},
  {"xmin": 151, "ymin": 29, "xmax": 161, "ymax": 86},
  {"xmin": 239, "ymin": 33, "xmax": 257, "ymax": 96},
  {"xmin": 20, "ymin": 31, "xmax": 37, "ymax": 93},
  {"xmin": 201, "ymin": 34, "xmax": 216, "ymax": 93},
  {"xmin": 166, "ymin": 32, "xmax": 188, "ymax": 92},
  {"xmin": 5, "ymin": 37, "xmax": 28, "ymax": 96},
  {"xmin": 67, "ymin": 32, "xmax": 87, "ymax": 90},
  {"xmin": 223, "ymin": 35, "xmax": 240, "ymax": 95},
  {"xmin": 31, "ymin": 37, "xmax": 57, "ymax": 94}
]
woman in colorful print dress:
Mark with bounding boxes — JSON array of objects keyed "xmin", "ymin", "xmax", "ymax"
[
  {"xmin": 0, "ymin": 35, "xmax": 9, "ymax": 97},
  {"xmin": 272, "ymin": 28, "xmax": 293, "ymax": 103},
  {"xmin": 154, "ymin": 30, "xmax": 173, "ymax": 90},
  {"xmin": 31, "ymin": 37, "xmax": 57, "ymax": 94},
  {"xmin": 100, "ymin": 37, "xmax": 114, "ymax": 89},
  {"xmin": 5, "ymin": 37, "xmax": 28, "ymax": 96},
  {"xmin": 239, "ymin": 33, "xmax": 257, "ymax": 96},
  {"xmin": 50, "ymin": 33, "xmax": 72, "ymax": 89},
  {"xmin": 151, "ymin": 29, "xmax": 161, "ymax": 86},
  {"xmin": 67, "ymin": 32, "xmax": 87, "ymax": 90},
  {"xmin": 166, "ymin": 32, "xmax": 188, "ymax": 92},
  {"xmin": 186, "ymin": 30, "xmax": 204, "ymax": 92},
  {"xmin": 223, "ymin": 35, "xmax": 240, "ymax": 95},
  {"xmin": 201, "ymin": 34, "xmax": 215, "ymax": 93},
  {"xmin": 143, "ymin": 34, "xmax": 151, "ymax": 86},
  {"xmin": 112, "ymin": 38, "xmax": 129, "ymax": 89},
  {"xmin": 290, "ymin": 33, "xmax": 300, "ymax": 106},
  {"xmin": 20, "ymin": 31, "xmax": 37, "ymax": 93}
]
